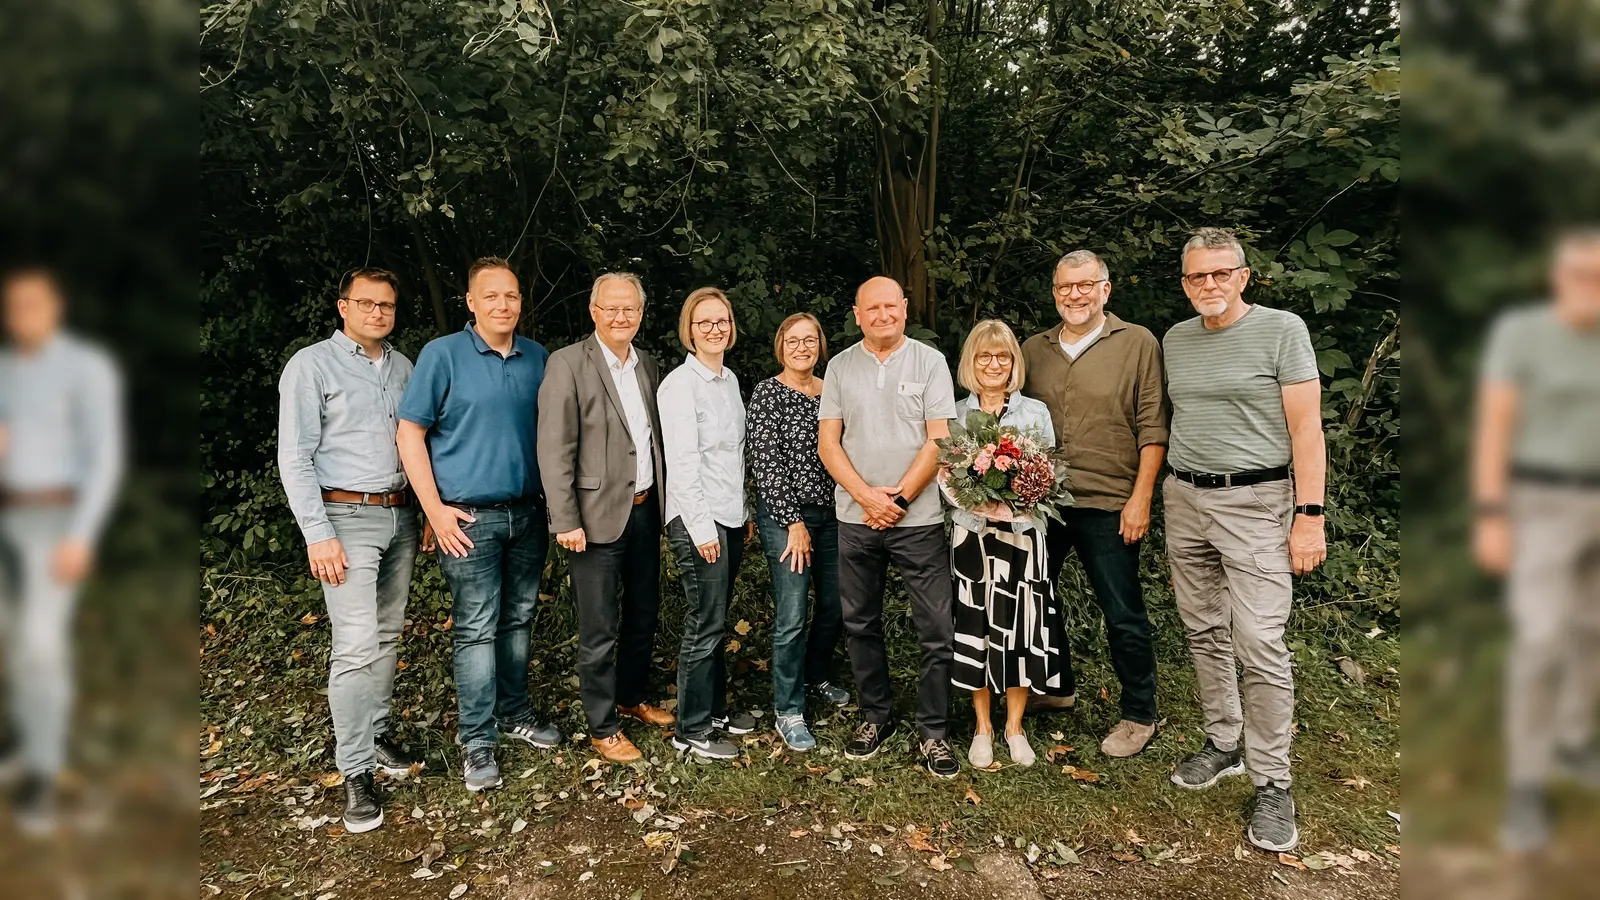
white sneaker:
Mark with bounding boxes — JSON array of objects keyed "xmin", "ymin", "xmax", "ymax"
[{"xmin": 968, "ymin": 733, "xmax": 994, "ymax": 768}]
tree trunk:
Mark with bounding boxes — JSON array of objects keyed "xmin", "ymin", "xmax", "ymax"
[{"xmin": 409, "ymin": 217, "xmax": 450, "ymax": 335}]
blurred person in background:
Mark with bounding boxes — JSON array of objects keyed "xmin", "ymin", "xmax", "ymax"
[
  {"xmin": 1162, "ymin": 228, "xmax": 1327, "ymax": 853},
  {"xmin": 1474, "ymin": 227, "xmax": 1600, "ymax": 854},
  {"xmin": 0, "ymin": 266, "xmax": 123, "ymax": 836},
  {"xmin": 276, "ymin": 267, "xmax": 422, "ymax": 834}
]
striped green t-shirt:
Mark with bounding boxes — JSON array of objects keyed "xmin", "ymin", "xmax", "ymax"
[{"xmin": 1163, "ymin": 305, "xmax": 1319, "ymax": 474}]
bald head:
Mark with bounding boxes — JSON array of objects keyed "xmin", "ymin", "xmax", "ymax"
[{"xmin": 853, "ymin": 276, "xmax": 908, "ymax": 347}]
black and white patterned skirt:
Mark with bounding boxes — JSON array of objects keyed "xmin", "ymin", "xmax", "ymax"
[{"xmin": 950, "ymin": 523, "xmax": 1064, "ymax": 693}]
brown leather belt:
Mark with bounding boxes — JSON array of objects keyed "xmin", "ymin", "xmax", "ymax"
[
  {"xmin": 0, "ymin": 487, "xmax": 77, "ymax": 509},
  {"xmin": 322, "ymin": 489, "xmax": 412, "ymax": 508},
  {"xmin": 633, "ymin": 490, "xmax": 650, "ymax": 506}
]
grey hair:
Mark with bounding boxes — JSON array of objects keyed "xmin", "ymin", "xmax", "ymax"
[
  {"xmin": 1557, "ymin": 225, "xmax": 1600, "ymax": 253},
  {"xmin": 590, "ymin": 271, "xmax": 647, "ymax": 306},
  {"xmin": 1054, "ymin": 249, "xmax": 1109, "ymax": 281},
  {"xmin": 1181, "ymin": 228, "xmax": 1248, "ymax": 270}
]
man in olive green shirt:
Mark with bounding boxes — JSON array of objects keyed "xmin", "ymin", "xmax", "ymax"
[{"xmin": 1021, "ymin": 249, "xmax": 1168, "ymax": 759}]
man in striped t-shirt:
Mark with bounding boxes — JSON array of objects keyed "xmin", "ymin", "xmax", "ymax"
[{"xmin": 1160, "ymin": 228, "xmax": 1327, "ymax": 854}]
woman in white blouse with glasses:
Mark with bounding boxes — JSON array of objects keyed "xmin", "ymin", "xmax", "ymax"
[{"xmin": 657, "ymin": 287, "xmax": 755, "ymax": 760}]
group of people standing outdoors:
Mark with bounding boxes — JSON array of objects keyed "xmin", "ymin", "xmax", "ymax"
[{"xmin": 277, "ymin": 226, "xmax": 1328, "ymax": 854}]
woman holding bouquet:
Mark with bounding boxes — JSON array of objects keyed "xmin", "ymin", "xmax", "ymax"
[{"xmin": 945, "ymin": 320, "xmax": 1066, "ymax": 768}]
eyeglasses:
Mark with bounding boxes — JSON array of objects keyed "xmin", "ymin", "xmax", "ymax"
[
  {"xmin": 344, "ymin": 298, "xmax": 398, "ymax": 315},
  {"xmin": 783, "ymin": 336, "xmax": 820, "ymax": 350},
  {"xmin": 1053, "ymin": 280, "xmax": 1106, "ymax": 296},
  {"xmin": 595, "ymin": 305, "xmax": 642, "ymax": 321},
  {"xmin": 1182, "ymin": 267, "xmax": 1246, "ymax": 288},
  {"xmin": 975, "ymin": 352, "xmax": 1013, "ymax": 367},
  {"xmin": 692, "ymin": 318, "xmax": 732, "ymax": 334}
]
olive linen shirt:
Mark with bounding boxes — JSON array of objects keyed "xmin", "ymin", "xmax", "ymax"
[{"xmin": 1020, "ymin": 313, "xmax": 1169, "ymax": 512}]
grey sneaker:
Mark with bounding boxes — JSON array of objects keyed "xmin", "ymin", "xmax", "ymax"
[
  {"xmin": 672, "ymin": 734, "xmax": 739, "ymax": 760},
  {"xmin": 1170, "ymin": 739, "xmax": 1245, "ymax": 790},
  {"xmin": 1500, "ymin": 785, "xmax": 1551, "ymax": 854},
  {"xmin": 500, "ymin": 717, "xmax": 563, "ymax": 749},
  {"xmin": 775, "ymin": 715, "xmax": 816, "ymax": 751},
  {"xmin": 712, "ymin": 710, "xmax": 757, "ymax": 735},
  {"xmin": 810, "ymin": 681, "xmax": 851, "ymax": 707},
  {"xmin": 463, "ymin": 746, "xmax": 502, "ymax": 792},
  {"xmin": 1246, "ymin": 784, "xmax": 1299, "ymax": 852}
]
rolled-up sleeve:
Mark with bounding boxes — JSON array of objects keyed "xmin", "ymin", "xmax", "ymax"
[
  {"xmin": 277, "ymin": 354, "xmax": 335, "ymax": 545},
  {"xmin": 1134, "ymin": 335, "xmax": 1170, "ymax": 448}
]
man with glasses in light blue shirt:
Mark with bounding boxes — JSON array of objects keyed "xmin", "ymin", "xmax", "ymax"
[{"xmin": 278, "ymin": 267, "xmax": 422, "ymax": 834}]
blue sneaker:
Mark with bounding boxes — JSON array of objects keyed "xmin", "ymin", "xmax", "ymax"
[
  {"xmin": 810, "ymin": 681, "xmax": 851, "ymax": 707},
  {"xmin": 775, "ymin": 715, "xmax": 816, "ymax": 751}
]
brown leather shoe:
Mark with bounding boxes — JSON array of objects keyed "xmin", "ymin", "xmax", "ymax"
[
  {"xmin": 618, "ymin": 703, "xmax": 676, "ymax": 727},
  {"xmin": 1025, "ymin": 692, "xmax": 1076, "ymax": 713},
  {"xmin": 591, "ymin": 732, "xmax": 642, "ymax": 764},
  {"xmin": 1100, "ymin": 719, "xmax": 1157, "ymax": 758}
]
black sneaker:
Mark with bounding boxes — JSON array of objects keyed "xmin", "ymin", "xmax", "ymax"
[
  {"xmin": 1170, "ymin": 739, "xmax": 1245, "ymax": 790},
  {"xmin": 375, "ymin": 735, "xmax": 425, "ymax": 776},
  {"xmin": 920, "ymin": 738, "xmax": 961, "ymax": 779},
  {"xmin": 1500, "ymin": 785, "xmax": 1551, "ymax": 854},
  {"xmin": 843, "ymin": 720, "xmax": 895, "ymax": 760},
  {"xmin": 671, "ymin": 734, "xmax": 739, "ymax": 760},
  {"xmin": 500, "ymin": 717, "xmax": 563, "ymax": 749},
  {"xmin": 342, "ymin": 770, "xmax": 384, "ymax": 833},
  {"xmin": 1246, "ymin": 784, "xmax": 1299, "ymax": 852},
  {"xmin": 810, "ymin": 681, "xmax": 852, "ymax": 707},
  {"xmin": 11, "ymin": 773, "xmax": 55, "ymax": 838},
  {"xmin": 712, "ymin": 710, "xmax": 757, "ymax": 735},
  {"xmin": 463, "ymin": 746, "xmax": 503, "ymax": 793}
]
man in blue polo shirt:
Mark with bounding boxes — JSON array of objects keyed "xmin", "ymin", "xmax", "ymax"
[{"xmin": 397, "ymin": 256, "xmax": 560, "ymax": 793}]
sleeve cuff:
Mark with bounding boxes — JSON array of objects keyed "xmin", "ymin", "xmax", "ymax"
[
  {"xmin": 686, "ymin": 517, "xmax": 718, "ymax": 547},
  {"xmin": 300, "ymin": 522, "xmax": 338, "ymax": 545}
]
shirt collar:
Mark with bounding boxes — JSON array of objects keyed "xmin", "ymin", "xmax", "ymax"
[
  {"xmin": 595, "ymin": 334, "xmax": 637, "ymax": 372},
  {"xmin": 331, "ymin": 329, "xmax": 391, "ymax": 360},
  {"xmin": 466, "ymin": 322, "xmax": 521, "ymax": 357},
  {"xmin": 1050, "ymin": 312, "xmax": 1126, "ymax": 347},
  {"xmin": 683, "ymin": 354, "xmax": 727, "ymax": 382},
  {"xmin": 860, "ymin": 336, "xmax": 911, "ymax": 364}
]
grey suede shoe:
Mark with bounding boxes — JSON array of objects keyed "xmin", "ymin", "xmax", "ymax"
[{"xmin": 968, "ymin": 732, "xmax": 994, "ymax": 768}]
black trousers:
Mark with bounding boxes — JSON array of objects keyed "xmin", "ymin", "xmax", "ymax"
[
  {"xmin": 837, "ymin": 522, "xmax": 954, "ymax": 740},
  {"xmin": 568, "ymin": 493, "xmax": 663, "ymax": 738},
  {"xmin": 1042, "ymin": 506, "xmax": 1158, "ymax": 724}
]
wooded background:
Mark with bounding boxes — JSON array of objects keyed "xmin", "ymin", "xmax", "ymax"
[{"xmin": 199, "ymin": 0, "xmax": 1399, "ymax": 630}]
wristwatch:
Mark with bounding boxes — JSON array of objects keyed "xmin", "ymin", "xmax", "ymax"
[
  {"xmin": 892, "ymin": 494, "xmax": 911, "ymax": 510},
  {"xmin": 1294, "ymin": 504, "xmax": 1325, "ymax": 517}
]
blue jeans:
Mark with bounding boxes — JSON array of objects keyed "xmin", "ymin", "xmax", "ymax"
[
  {"xmin": 436, "ymin": 501, "xmax": 548, "ymax": 750},
  {"xmin": 667, "ymin": 517, "xmax": 744, "ymax": 741},
  {"xmin": 757, "ymin": 505, "xmax": 843, "ymax": 717}
]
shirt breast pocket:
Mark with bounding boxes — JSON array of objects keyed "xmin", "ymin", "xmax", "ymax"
[{"xmin": 895, "ymin": 381, "xmax": 926, "ymax": 421}]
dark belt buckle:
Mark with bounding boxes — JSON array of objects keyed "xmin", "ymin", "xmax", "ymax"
[{"xmin": 1194, "ymin": 473, "xmax": 1225, "ymax": 489}]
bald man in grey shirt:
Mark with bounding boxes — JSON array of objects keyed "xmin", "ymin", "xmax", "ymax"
[{"xmin": 0, "ymin": 267, "xmax": 123, "ymax": 835}]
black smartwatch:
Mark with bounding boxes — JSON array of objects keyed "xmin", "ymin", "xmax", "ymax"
[
  {"xmin": 1294, "ymin": 503, "xmax": 1325, "ymax": 517},
  {"xmin": 892, "ymin": 494, "xmax": 911, "ymax": 510}
]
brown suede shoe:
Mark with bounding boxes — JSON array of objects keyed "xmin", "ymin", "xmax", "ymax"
[
  {"xmin": 1100, "ymin": 719, "xmax": 1156, "ymax": 758},
  {"xmin": 618, "ymin": 703, "xmax": 676, "ymax": 727},
  {"xmin": 1025, "ymin": 693, "xmax": 1076, "ymax": 713},
  {"xmin": 591, "ymin": 732, "xmax": 643, "ymax": 764}
]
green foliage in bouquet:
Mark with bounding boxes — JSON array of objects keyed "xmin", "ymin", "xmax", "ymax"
[{"xmin": 936, "ymin": 409, "xmax": 1073, "ymax": 522}]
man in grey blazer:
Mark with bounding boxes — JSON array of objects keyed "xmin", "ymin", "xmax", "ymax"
[{"xmin": 538, "ymin": 272, "xmax": 670, "ymax": 763}]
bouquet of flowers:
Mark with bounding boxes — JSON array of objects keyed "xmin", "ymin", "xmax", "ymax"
[{"xmin": 935, "ymin": 409, "xmax": 1073, "ymax": 523}]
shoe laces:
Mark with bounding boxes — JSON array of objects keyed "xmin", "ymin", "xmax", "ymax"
[
  {"xmin": 466, "ymin": 746, "xmax": 495, "ymax": 768},
  {"xmin": 852, "ymin": 721, "xmax": 881, "ymax": 744},
  {"xmin": 923, "ymin": 739, "xmax": 955, "ymax": 763},
  {"xmin": 777, "ymin": 714, "xmax": 806, "ymax": 730},
  {"xmin": 1254, "ymin": 786, "xmax": 1292, "ymax": 820}
]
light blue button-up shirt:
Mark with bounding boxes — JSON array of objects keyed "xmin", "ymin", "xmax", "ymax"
[
  {"xmin": 277, "ymin": 331, "xmax": 413, "ymax": 545},
  {"xmin": 0, "ymin": 333, "xmax": 124, "ymax": 541}
]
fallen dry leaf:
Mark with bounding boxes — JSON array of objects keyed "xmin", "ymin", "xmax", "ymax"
[
  {"xmin": 928, "ymin": 854, "xmax": 953, "ymax": 872},
  {"xmin": 1279, "ymin": 853, "xmax": 1306, "ymax": 870},
  {"xmin": 1340, "ymin": 775, "xmax": 1372, "ymax": 790},
  {"xmin": 1045, "ymin": 745, "xmax": 1073, "ymax": 762},
  {"xmin": 318, "ymin": 771, "xmax": 344, "ymax": 788},
  {"xmin": 300, "ymin": 612, "xmax": 320, "ymax": 625},
  {"xmin": 1110, "ymin": 850, "xmax": 1139, "ymax": 862},
  {"xmin": 789, "ymin": 829, "xmax": 809, "ymax": 839},
  {"xmin": 726, "ymin": 639, "xmax": 742, "ymax": 653},
  {"xmin": 733, "ymin": 619, "xmax": 752, "ymax": 636},
  {"xmin": 1063, "ymin": 766, "xmax": 1100, "ymax": 783},
  {"xmin": 904, "ymin": 827, "xmax": 937, "ymax": 853},
  {"xmin": 963, "ymin": 786, "xmax": 982, "ymax": 806}
]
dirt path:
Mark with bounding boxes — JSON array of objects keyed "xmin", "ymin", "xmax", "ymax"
[{"xmin": 202, "ymin": 787, "xmax": 1396, "ymax": 900}]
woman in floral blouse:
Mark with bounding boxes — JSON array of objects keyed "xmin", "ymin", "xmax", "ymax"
[{"xmin": 746, "ymin": 313, "xmax": 851, "ymax": 751}]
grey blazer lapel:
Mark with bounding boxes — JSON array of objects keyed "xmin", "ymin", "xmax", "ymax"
[{"xmin": 586, "ymin": 337, "xmax": 633, "ymax": 442}]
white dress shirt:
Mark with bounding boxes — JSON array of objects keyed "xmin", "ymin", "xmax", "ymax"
[
  {"xmin": 1059, "ymin": 319, "xmax": 1106, "ymax": 360},
  {"xmin": 658, "ymin": 354, "xmax": 746, "ymax": 545},
  {"xmin": 596, "ymin": 335, "xmax": 655, "ymax": 491}
]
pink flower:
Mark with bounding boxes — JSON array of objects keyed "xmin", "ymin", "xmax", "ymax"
[
  {"xmin": 973, "ymin": 450, "xmax": 993, "ymax": 475},
  {"xmin": 994, "ymin": 454, "xmax": 1015, "ymax": 472}
]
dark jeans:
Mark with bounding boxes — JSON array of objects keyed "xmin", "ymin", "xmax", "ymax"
[
  {"xmin": 1044, "ymin": 506, "xmax": 1158, "ymax": 724},
  {"xmin": 838, "ymin": 522, "xmax": 954, "ymax": 740},
  {"xmin": 435, "ymin": 501, "xmax": 548, "ymax": 750},
  {"xmin": 667, "ymin": 518, "xmax": 745, "ymax": 740},
  {"xmin": 567, "ymin": 492, "xmax": 663, "ymax": 738},
  {"xmin": 757, "ymin": 504, "xmax": 843, "ymax": 717}
]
